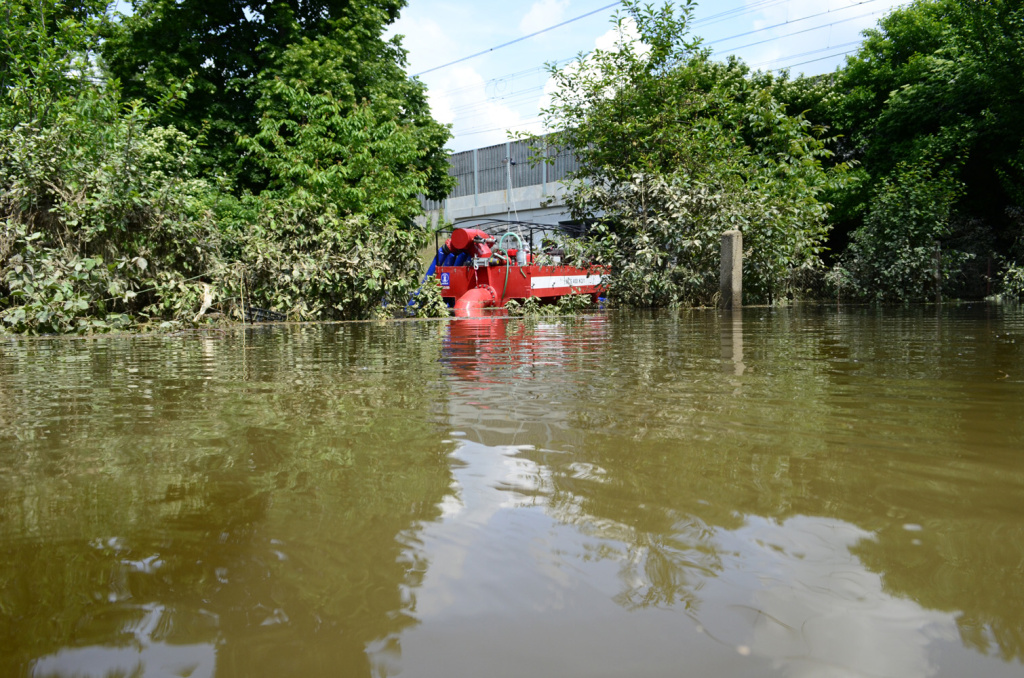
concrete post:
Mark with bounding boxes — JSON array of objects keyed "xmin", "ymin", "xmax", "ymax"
[{"xmin": 720, "ymin": 230, "xmax": 743, "ymax": 309}]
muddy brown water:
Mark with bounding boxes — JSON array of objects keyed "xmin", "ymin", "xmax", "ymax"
[{"xmin": 1, "ymin": 306, "xmax": 1023, "ymax": 677}]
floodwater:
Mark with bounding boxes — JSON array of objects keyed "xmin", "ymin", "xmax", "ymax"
[{"xmin": 1, "ymin": 306, "xmax": 1023, "ymax": 678}]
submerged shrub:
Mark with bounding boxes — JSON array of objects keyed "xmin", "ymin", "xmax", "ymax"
[
  {"xmin": 838, "ymin": 159, "xmax": 972, "ymax": 302},
  {"xmin": 213, "ymin": 194, "xmax": 438, "ymax": 322},
  {"xmin": 537, "ymin": 1, "xmax": 843, "ymax": 307},
  {"xmin": 1, "ymin": 1, "xmax": 451, "ymax": 333}
]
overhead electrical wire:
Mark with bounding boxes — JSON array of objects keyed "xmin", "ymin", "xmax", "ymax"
[
  {"xmin": 782, "ymin": 48, "xmax": 861, "ymax": 70},
  {"xmin": 434, "ymin": 0, "xmax": 911, "ymax": 143},
  {"xmin": 431, "ymin": 0, "xmax": 900, "ymax": 108},
  {"xmin": 693, "ymin": 0, "xmax": 792, "ymax": 29},
  {"xmin": 412, "ymin": 1, "xmax": 623, "ymax": 77},
  {"xmin": 424, "ymin": 0, "xmax": 797, "ymax": 88},
  {"xmin": 706, "ymin": 0, "xmax": 888, "ymax": 47},
  {"xmin": 750, "ymin": 40, "xmax": 861, "ymax": 69},
  {"xmin": 452, "ymin": 40, "xmax": 867, "ymax": 139},
  {"xmin": 714, "ymin": 6, "xmax": 896, "ymax": 55},
  {"xmin": 440, "ymin": 8, "xmax": 903, "ymax": 125},
  {"xmin": 431, "ymin": 57, "xmax": 574, "ymax": 100}
]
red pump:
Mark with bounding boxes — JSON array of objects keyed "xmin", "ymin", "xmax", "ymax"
[
  {"xmin": 433, "ymin": 221, "xmax": 608, "ymax": 318},
  {"xmin": 446, "ymin": 228, "xmax": 495, "ymax": 261}
]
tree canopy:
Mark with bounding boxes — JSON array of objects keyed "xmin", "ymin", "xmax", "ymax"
[
  {"xmin": 1, "ymin": 0, "xmax": 452, "ymax": 334},
  {"xmin": 101, "ymin": 0, "xmax": 449, "ymax": 196},
  {"xmin": 778, "ymin": 0, "xmax": 1024, "ymax": 300},
  {"xmin": 539, "ymin": 0, "xmax": 846, "ymax": 306}
]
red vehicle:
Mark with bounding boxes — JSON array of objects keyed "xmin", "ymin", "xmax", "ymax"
[{"xmin": 428, "ymin": 220, "xmax": 608, "ymax": 317}]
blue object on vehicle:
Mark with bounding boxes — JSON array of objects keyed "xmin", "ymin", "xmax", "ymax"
[
  {"xmin": 425, "ymin": 247, "xmax": 444, "ymax": 280},
  {"xmin": 408, "ymin": 247, "xmax": 449, "ymax": 309},
  {"xmin": 454, "ymin": 253, "xmax": 468, "ymax": 266}
]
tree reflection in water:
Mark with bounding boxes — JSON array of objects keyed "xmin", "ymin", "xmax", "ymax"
[
  {"xmin": 0, "ymin": 324, "xmax": 455, "ymax": 677},
  {"xmin": 1, "ymin": 307, "xmax": 1021, "ymax": 677},
  {"xmin": 437, "ymin": 309, "xmax": 1024, "ymax": 672}
]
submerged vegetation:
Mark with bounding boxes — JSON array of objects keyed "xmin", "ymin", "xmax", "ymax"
[
  {"xmin": 542, "ymin": 0, "xmax": 1024, "ymax": 306},
  {"xmin": 775, "ymin": 0, "xmax": 1024, "ymax": 302},
  {"xmin": 505, "ymin": 293, "xmax": 596, "ymax": 317},
  {"xmin": 2, "ymin": 0, "xmax": 1022, "ymax": 334},
  {"xmin": 1, "ymin": 0, "xmax": 451, "ymax": 334},
  {"xmin": 539, "ymin": 0, "xmax": 846, "ymax": 307}
]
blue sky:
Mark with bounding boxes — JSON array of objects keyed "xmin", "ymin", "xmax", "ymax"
[{"xmin": 386, "ymin": 0, "xmax": 910, "ymax": 152}]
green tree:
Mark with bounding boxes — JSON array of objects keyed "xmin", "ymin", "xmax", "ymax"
[
  {"xmin": 210, "ymin": 15, "xmax": 454, "ymax": 322},
  {"xmin": 1, "ymin": 0, "xmax": 223, "ymax": 333},
  {"xmin": 0, "ymin": 0, "xmax": 109, "ymax": 124},
  {"xmin": 242, "ymin": 11, "xmax": 452, "ymax": 216},
  {"xmin": 101, "ymin": 0, "xmax": 450, "ymax": 197},
  {"xmin": 779, "ymin": 0, "xmax": 1024, "ymax": 299},
  {"xmin": 839, "ymin": 158, "xmax": 967, "ymax": 302},
  {"xmin": 539, "ymin": 0, "xmax": 844, "ymax": 306},
  {"xmin": 2, "ymin": 1, "xmax": 452, "ymax": 333}
]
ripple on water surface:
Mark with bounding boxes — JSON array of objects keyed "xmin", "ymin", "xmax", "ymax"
[{"xmin": 1, "ymin": 307, "xmax": 1023, "ymax": 677}]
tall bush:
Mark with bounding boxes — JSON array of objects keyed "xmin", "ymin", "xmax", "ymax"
[
  {"xmin": 0, "ymin": 2, "xmax": 221, "ymax": 333},
  {"xmin": 2, "ymin": 1, "xmax": 452, "ymax": 333},
  {"xmin": 538, "ymin": 1, "xmax": 845, "ymax": 306},
  {"xmin": 836, "ymin": 159, "xmax": 969, "ymax": 302}
]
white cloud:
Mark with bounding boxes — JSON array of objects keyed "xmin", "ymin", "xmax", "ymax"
[
  {"xmin": 388, "ymin": 14, "xmax": 457, "ymax": 73},
  {"xmin": 732, "ymin": 0, "xmax": 907, "ymax": 71},
  {"xmin": 428, "ymin": 65, "xmax": 546, "ymax": 150},
  {"xmin": 520, "ymin": 0, "xmax": 571, "ymax": 35},
  {"xmin": 538, "ymin": 17, "xmax": 649, "ymax": 115},
  {"xmin": 594, "ymin": 15, "xmax": 644, "ymax": 52},
  {"xmin": 387, "ymin": 8, "xmax": 555, "ymax": 150},
  {"xmin": 734, "ymin": 516, "xmax": 958, "ymax": 678}
]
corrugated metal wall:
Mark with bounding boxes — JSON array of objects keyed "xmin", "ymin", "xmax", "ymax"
[
  {"xmin": 474, "ymin": 143, "xmax": 505, "ymax": 194},
  {"xmin": 509, "ymin": 139, "xmax": 543, "ymax": 188},
  {"xmin": 449, "ymin": 150, "xmax": 475, "ymax": 198},
  {"xmin": 548, "ymin": 143, "xmax": 579, "ymax": 182},
  {"xmin": 420, "ymin": 136, "xmax": 579, "ymax": 210}
]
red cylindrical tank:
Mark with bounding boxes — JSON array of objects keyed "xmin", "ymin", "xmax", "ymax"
[{"xmin": 449, "ymin": 228, "xmax": 494, "ymax": 260}]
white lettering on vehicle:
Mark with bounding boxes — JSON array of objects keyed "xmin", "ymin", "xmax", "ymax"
[{"xmin": 530, "ymin": 275, "xmax": 604, "ymax": 290}]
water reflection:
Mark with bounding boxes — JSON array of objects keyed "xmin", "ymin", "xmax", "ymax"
[
  {"xmin": 0, "ymin": 324, "xmax": 454, "ymax": 677},
  {"xmin": 2, "ymin": 307, "xmax": 1023, "ymax": 677},
  {"xmin": 721, "ymin": 516, "xmax": 959, "ymax": 678},
  {"xmin": 721, "ymin": 307, "xmax": 745, "ymax": 376},
  {"xmin": 31, "ymin": 604, "xmax": 218, "ymax": 678},
  {"xmin": 417, "ymin": 308, "xmax": 1024, "ymax": 676}
]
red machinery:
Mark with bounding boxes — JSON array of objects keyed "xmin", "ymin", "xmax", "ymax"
[{"xmin": 430, "ymin": 220, "xmax": 608, "ymax": 317}]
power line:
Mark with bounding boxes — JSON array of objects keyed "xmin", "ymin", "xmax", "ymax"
[
  {"xmin": 450, "ymin": 38, "xmax": 864, "ymax": 136},
  {"xmin": 432, "ymin": 0, "xmax": 900, "ymax": 107},
  {"xmin": 779, "ymin": 48, "xmax": 860, "ymax": 70},
  {"xmin": 430, "ymin": 57, "xmax": 574, "ymax": 99},
  {"xmin": 694, "ymin": 0, "xmax": 792, "ymax": 29},
  {"xmin": 424, "ymin": 0, "xmax": 796, "ymax": 89},
  {"xmin": 751, "ymin": 40, "xmax": 861, "ymax": 69},
  {"xmin": 457, "ymin": 117, "xmax": 545, "ymax": 138},
  {"xmin": 716, "ymin": 6, "xmax": 894, "ymax": 55},
  {"xmin": 706, "ymin": 0, "xmax": 889, "ymax": 47},
  {"xmin": 440, "ymin": 1, "xmax": 911, "ymax": 144},
  {"xmin": 412, "ymin": 1, "xmax": 623, "ymax": 77}
]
